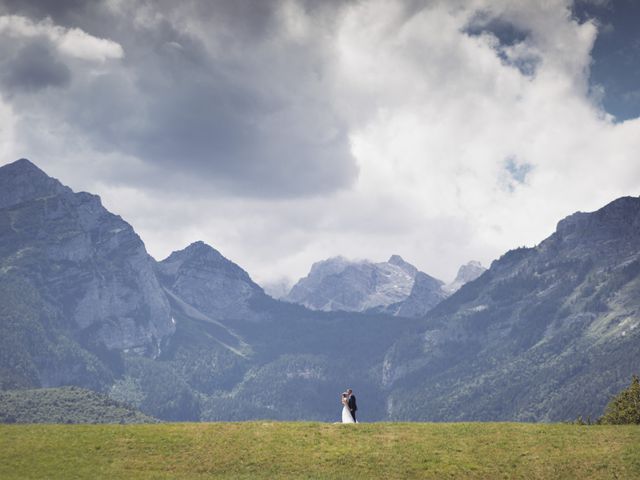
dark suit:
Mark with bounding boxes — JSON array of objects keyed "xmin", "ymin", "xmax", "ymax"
[{"xmin": 348, "ymin": 394, "xmax": 357, "ymax": 422}]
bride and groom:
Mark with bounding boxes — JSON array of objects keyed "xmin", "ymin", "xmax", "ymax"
[{"xmin": 340, "ymin": 388, "xmax": 358, "ymax": 423}]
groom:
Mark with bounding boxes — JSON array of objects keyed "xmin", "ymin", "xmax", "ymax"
[{"xmin": 347, "ymin": 388, "xmax": 357, "ymax": 422}]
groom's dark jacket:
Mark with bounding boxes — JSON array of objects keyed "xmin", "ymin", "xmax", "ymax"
[{"xmin": 348, "ymin": 394, "xmax": 357, "ymax": 412}]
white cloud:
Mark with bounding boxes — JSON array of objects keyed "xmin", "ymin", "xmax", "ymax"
[
  {"xmin": 303, "ymin": 0, "xmax": 640, "ymax": 281},
  {"xmin": 0, "ymin": 96, "xmax": 16, "ymax": 160},
  {"xmin": 1, "ymin": 0, "xmax": 639, "ymax": 287},
  {"xmin": 0, "ymin": 15, "xmax": 123, "ymax": 62}
]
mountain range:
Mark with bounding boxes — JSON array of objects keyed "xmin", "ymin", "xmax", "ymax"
[
  {"xmin": 283, "ymin": 255, "xmax": 485, "ymax": 317},
  {"xmin": 0, "ymin": 158, "xmax": 638, "ymax": 422},
  {"xmin": 0, "ymin": 159, "xmax": 417, "ymax": 420}
]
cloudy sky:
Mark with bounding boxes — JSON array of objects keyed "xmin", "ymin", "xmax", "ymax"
[{"xmin": 1, "ymin": 0, "xmax": 639, "ymax": 289}]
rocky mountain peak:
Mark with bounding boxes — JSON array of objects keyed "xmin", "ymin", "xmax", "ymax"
[
  {"xmin": 0, "ymin": 159, "xmax": 174, "ymax": 357},
  {"xmin": 388, "ymin": 254, "xmax": 404, "ymax": 264},
  {"xmin": 5, "ymin": 157, "xmax": 38, "ymax": 171},
  {"xmin": 285, "ymin": 254, "xmax": 433, "ymax": 312},
  {"xmin": 3, "ymin": 158, "xmax": 44, "ymax": 175},
  {"xmin": 159, "ymin": 241, "xmax": 255, "ymax": 283},
  {"xmin": 185, "ymin": 240, "xmax": 215, "ymax": 252},
  {"xmin": 308, "ymin": 256, "xmax": 351, "ymax": 277},
  {"xmin": 0, "ymin": 158, "xmax": 71, "ymax": 209},
  {"xmin": 442, "ymin": 260, "xmax": 486, "ymax": 294},
  {"xmin": 156, "ymin": 241, "xmax": 264, "ymax": 321},
  {"xmin": 180, "ymin": 240, "xmax": 225, "ymax": 261},
  {"xmin": 453, "ymin": 260, "xmax": 486, "ymax": 284},
  {"xmin": 388, "ymin": 254, "xmax": 419, "ymax": 276}
]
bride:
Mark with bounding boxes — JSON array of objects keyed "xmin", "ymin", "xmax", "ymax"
[{"xmin": 341, "ymin": 392, "xmax": 355, "ymax": 423}]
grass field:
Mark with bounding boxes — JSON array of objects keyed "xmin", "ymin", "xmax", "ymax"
[{"xmin": 1, "ymin": 422, "xmax": 639, "ymax": 479}]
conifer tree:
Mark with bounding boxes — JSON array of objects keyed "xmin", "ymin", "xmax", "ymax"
[{"xmin": 600, "ymin": 375, "xmax": 640, "ymax": 424}]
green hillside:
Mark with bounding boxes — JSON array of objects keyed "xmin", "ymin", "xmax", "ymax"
[
  {"xmin": 0, "ymin": 387, "xmax": 156, "ymax": 424},
  {"xmin": 384, "ymin": 197, "xmax": 640, "ymax": 422},
  {"xmin": 1, "ymin": 422, "xmax": 638, "ymax": 479}
]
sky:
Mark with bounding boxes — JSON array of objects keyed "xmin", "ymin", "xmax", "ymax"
[{"xmin": 1, "ymin": 0, "xmax": 639, "ymax": 290}]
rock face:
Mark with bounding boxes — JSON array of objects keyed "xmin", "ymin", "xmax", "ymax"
[
  {"xmin": 0, "ymin": 159, "xmax": 70, "ymax": 209},
  {"xmin": 393, "ymin": 272, "xmax": 448, "ymax": 318},
  {"xmin": 286, "ymin": 256, "xmax": 487, "ymax": 317},
  {"xmin": 380, "ymin": 261, "xmax": 486, "ymax": 318},
  {"xmin": 383, "ymin": 196, "xmax": 640, "ymax": 422},
  {"xmin": 285, "ymin": 255, "xmax": 425, "ymax": 312},
  {"xmin": 156, "ymin": 241, "xmax": 265, "ymax": 322},
  {"xmin": 0, "ymin": 159, "xmax": 174, "ymax": 369},
  {"xmin": 444, "ymin": 260, "xmax": 486, "ymax": 293}
]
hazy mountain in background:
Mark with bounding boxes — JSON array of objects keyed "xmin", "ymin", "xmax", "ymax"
[
  {"xmin": 387, "ymin": 272, "xmax": 449, "ymax": 318},
  {"xmin": 444, "ymin": 261, "xmax": 486, "ymax": 294},
  {"xmin": 284, "ymin": 255, "xmax": 427, "ymax": 312},
  {"xmin": 286, "ymin": 254, "xmax": 485, "ymax": 318},
  {"xmin": 382, "ymin": 196, "xmax": 640, "ymax": 421},
  {"xmin": 389, "ymin": 261, "xmax": 487, "ymax": 319}
]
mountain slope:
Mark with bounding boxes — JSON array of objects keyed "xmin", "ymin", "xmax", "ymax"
[
  {"xmin": 393, "ymin": 271, "xmax": 449, "ymax": 318},
  {"xmin": 146, "ymin": 243, "xmax": 422, "ymax": 421},
  {"xmin": 157, "ymin": 241, "xmax": 266, "ymax": 324},
  {"xmin": 383, "ymin": 196, "xmax": 640, "ymax": 421},
  {"xmin": 0, "ymin": 159, "xmax": 174, "ymax": 392}
]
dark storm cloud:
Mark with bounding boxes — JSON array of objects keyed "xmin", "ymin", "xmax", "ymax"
[
  {"xmin": 0, "ymin": 0, "xmax": 92, "ymax": 25},
  {"xmin": 0, "ymin": 0, "xmax": 359, "ymax": 197},
  {"xmin": 0, "ymin": 40, "xmax": 71, "ymax": 93}
]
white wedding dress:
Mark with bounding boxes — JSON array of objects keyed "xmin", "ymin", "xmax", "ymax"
[{"xmin": 341, "ymin": 404, "xmax": 355, "ymax": 423}]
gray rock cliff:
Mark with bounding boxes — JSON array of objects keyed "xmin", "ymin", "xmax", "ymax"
[
  {"xmin": 394, "ymin": 272, "xmax": 448, "ymax": 318},
  {"xmin": 285, "ymin": 255, "xmax": 424, "ymax": 312},
  {"xmin": 0, "ymin": 159, "xmax": 174, "ymax": 356},
  {"xmin": 156, "ymin": 241, "xmax": 265, "ymax": 323},
  {"xmin": 444, "ymin": 260, "xmax": 486, "ymax": 293}
]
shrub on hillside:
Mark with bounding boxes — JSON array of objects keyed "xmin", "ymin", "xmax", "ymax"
[{"xmin": 599, "ymin": 375, "xmax": 640, "ymax": 425}]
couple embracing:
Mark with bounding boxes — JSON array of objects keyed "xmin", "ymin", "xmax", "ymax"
[{"xmin": 340, "ymin": 388, "xmax": 358, "ymax": 423}]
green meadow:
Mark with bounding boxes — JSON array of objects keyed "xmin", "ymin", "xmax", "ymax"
[{"xmin": 1, "ymin": 422, "xmax": 639, "ymax": 479}]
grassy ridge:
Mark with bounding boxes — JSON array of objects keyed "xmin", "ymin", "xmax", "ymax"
[{"xmin": 1, "ymin": 422, "xmax": 639, "ymax": 479}]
